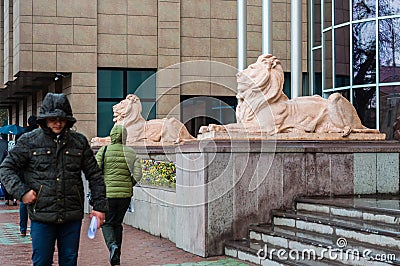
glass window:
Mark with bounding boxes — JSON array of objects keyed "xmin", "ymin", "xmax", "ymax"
[
  {"xmin": 353, "ymin": 0, "xmax": 376, "ymax": 20},
  {"xmin": 141, "ymin": 101, "xmax": 156, "ymax": 120},
  {"xmin": 379, "ymin": 18, "xmax": 400, "ymax": 83},
  {"xmin": 181, "ymin": 96, "xmax": 236, "ymax": 136},
  {"xmin": 97, "ymin": 70, "xmax": 123, "ymax": 98},
  {"xmin": 380, "ymin": 85, "xmax": 400, "ymax": 139},
  {"xmin": 353, "ymin": 87, "xmax": 376, "ymax": 128},
  {"xmin": 335, "ymin": 25, "xmax": 351, "ymax": 87},
  {"xmin": 97, "ymin": 101, "xmax": 119, "ymax": 137},
  {"xmin": 313, "ymin": 49, "xmax": 323, "ymax": 95},
  {"xmin": 335, "ymin": 0, "xmax": 350, "ymax": 25},
  {"xmin": 97, "ymin": 69, "xmax": 157, "ymax": 137},
  {"xmin": 313, "ymin": 1, "xmax": 322, "ymax": 46},
  {"xmin": 325, "ymin": 89, "xmax": 350, "ymax": 101},
  {"xmin": 379, "ymin": 0, "xmax": 400, "ymax": 17},
  {"xmin": 353, "ymin": 21, "xmax": 376, "ymax": 85},
  {"xmin": 312, "ymin": 0, "xmax": 400, "ymax": 135},
  {"xmin": 127, "ymin": 70, "xmax": 156, "ymax": 99},
  {"xmin": 324, "ymin": 30, "xmax": 333, "ymax": 89},
  {"xmin": 283, "ymin": 73, "xmax": 291, "ymax": 98},
  {"xmin": 324, "ymin": 0, "xmax": 333, "ymax": 28}
]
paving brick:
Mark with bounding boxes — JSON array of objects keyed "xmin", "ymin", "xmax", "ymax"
[{"xmin": 0, "ymin": 201, "xmax": 253, "ymax": 266}]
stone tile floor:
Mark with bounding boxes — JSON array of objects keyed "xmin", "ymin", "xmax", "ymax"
[{"xmin": 0, "ymin": 201, "xmax": 252, "ymax": 266}]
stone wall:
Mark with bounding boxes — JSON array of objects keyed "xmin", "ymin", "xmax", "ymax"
[
  {"xmin": 124, "ymin": 186, "xmax": 176, "ymax": 243},
  {"xmin": 88, "ymin": 140, "xmax": 400, "ymax": 258},
  {"xmin": 174, "ymin": 140, "xmax": 400, "ymax": 257}
]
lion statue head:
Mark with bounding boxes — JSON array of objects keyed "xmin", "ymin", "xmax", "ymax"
[
  {"xmin": 235, "ymin": 54, "xmax": 287, "ymax": 124},
  {"xmin": 113, "ymin": 94, "xmax": 145, "ymax": 126}
]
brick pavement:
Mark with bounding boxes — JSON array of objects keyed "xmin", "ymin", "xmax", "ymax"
[{"xmin": 0, "ymin": 201, "xmax": 251, "ymax": 266}]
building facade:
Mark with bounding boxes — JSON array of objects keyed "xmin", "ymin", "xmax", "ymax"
[{"xmin": 0, "ymin": 0, "xmax": 397, "ymax": 140}]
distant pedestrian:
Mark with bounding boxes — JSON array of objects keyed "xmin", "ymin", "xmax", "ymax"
[
  {"xmin": 18, "ymin": 115, "xmax": 39, "ymax": 237},
  {"xmin": 0, "ymin": 133, "xmax": 9, "ymax": 204},
  {"xmin": 95, "ymin": 125, "xmax": 142, "ymax": 266},
  {"xmin": 0, "ymin": 93, "xmax": 108, "ymax": 266},
  {"xmin": 0, "ymin": 133, "xmax": 16, "ymax": 206}
]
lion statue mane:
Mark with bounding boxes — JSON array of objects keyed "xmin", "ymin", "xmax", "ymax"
[
  {"xmin": 200, "ymin": 54, "xmax": 380, "ymax": 136},
  {"xmin": 91, "ymin": 94, "xmax": 195, "ymax": 146}
]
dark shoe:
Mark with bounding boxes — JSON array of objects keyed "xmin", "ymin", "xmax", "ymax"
[
  {"xmin": 109, "ymin": 244, "xmax": 119, "ymax": 265},
  {"xmin": 4, "ymin": 201, "xmax": 9, "ymax": 206},
  {"xmin": 20, "ymin": 231, "xmax": 26, "ymax": 237},
  {"xmin": 12, "ymin": 200, "xmax": 17, "ymax": 206}
]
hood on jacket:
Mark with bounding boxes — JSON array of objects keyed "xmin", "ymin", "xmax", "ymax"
[
  {"xmin": 37, "ymin": 93, "xmax": 77, "ymax": 128},
  {"xmin": 110, "ymin": 125, "xmax": 127, "ymax": 145}
]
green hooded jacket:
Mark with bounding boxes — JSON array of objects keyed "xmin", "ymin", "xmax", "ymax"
[{"xmin": 96, "ymin": 125, "xmax": 142, "ymax": 198}]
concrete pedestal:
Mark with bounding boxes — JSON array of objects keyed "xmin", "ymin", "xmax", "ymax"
[{"xmin": 174, "ymin": 140, "xmax": 400, "ymax": 256}]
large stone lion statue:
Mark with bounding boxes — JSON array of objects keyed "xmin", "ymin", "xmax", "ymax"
[
  {"xmin": 91, "ymin": 94, "xmax": 195, "ymax": 146},
  {"xmin": 199, "ymin": 54, "xmax": 380, "ymax": 137}
]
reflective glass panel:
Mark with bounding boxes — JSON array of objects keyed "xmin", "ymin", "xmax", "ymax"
[
  {"xmin": 353, "ymin": 87, "xmax": 377, "ymax": 128},
  {"xmin": 97, "ymin": 70, "xmax": 123, "ymax": 98},
  {"xmin": 141, "ymin": 101, "xmax": 156, "ymax": 120},
  {"xmin": 314, "ymin": 1, "xmax": 322, "ymax": 46},
  {"xmin": 353, "ymin": 21, "xmax": 376, "ymax": 85},
  {"xmin": 325, "ymin": 89, "xmax": 351, "ymax": 101},
  {"xmin": 353, "ymin": 0, "xmax": 376, "ymax": 20},
  {"xmin": 324, "ymin": 30, "xmax": 333, "ymax": 89},
  {"xmin": 379, "ymin": 0, "xmax": 400, "ymax": 16},
  {"xmin": 127, "ymin": 70, "xmax": 156, "ymax": 99},
  {"xmin": 335, "ymin": 25, "xmax": 350, "ymax": 87},
  {"xmin": 283, "ymin": 73, "xmax": 291, "ymax": 98},
  {"xmin": 97, "ymin": 101, "xmax": 120, "ymax": 137},
  {"xmin": 324, "ymin": 0, "xmax": 333, "ymax": 28},
  {"xmin": 380, "ymin": 86, "xmax": 400, "ymax": 139},
  {"xmin": 379, "ymin": 18, "xmax": 400, "ymax": 83},
  {"xmin": 335, "ymin": 0, "xmax": 350, "ymax": 25},
  {"xmin": 181, "ymin": 96, "xmax": 236, "ymax": 136},
  {"xmin": 313, "ymin": 49, "xmax": 323, "ymax": 95}
]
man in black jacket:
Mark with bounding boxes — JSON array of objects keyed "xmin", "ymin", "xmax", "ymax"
[{"xmin": 0, "ymin": 93, "xmax": 108, "ymax": 266}]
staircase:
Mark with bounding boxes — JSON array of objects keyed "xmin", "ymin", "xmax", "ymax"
[{"xmin": 225, "ymin": 196, "xmax": 400, "ymax": 265}]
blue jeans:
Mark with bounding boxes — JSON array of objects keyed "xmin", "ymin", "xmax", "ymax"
[
  {"xmin": 19, "ymin": 201, "xmax": 28, "ymax": 233},
  {"xmin": 31, "ymin": 220, "xmax": 82, "ymax": 266}
]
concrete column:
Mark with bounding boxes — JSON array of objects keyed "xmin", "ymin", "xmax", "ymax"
[
  {"xmin": 291, "ymin": 0, "xmax": 302, "ymax": 98},
  {"xmin": 262, "ymin": 0, "xmax": 272, "ymax": 54},
  {"xmin": 238, "ymin": 0, "xmax": 247, "ymax": 71}
]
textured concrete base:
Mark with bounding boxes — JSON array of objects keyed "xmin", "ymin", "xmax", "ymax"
[
  {"xmin": 197, "ymin": 131, "xmax": 386, "ymax": 140},
  {"xmin": 174, "ymin": 140, "xmax": 400, "ymax": 257}
]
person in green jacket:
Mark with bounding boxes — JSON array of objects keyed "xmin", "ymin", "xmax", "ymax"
[{"xmin": 95, "ymin": 125, "xmax": 142, "ymax": 266}]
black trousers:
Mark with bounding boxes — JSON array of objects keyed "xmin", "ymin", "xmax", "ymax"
[{"xmin": 101, "ymin": 198, "xmax": 131, "ymax": 259}]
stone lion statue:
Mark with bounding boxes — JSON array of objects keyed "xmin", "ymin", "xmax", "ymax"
[
  {"xmin": 200, "ymin": 54, "xmax": 380, "ymax": 137},
  {"xmin": 91, "ymin": 94, "xmax": 195, "ymax": 146}
]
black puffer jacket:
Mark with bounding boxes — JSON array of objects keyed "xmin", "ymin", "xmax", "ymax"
[{"xmin": 0, "ymin": 93, "xmax": 107, "ymax": 223}]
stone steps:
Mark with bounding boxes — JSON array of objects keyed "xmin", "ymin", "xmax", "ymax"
[
  {"xmin": 296, "ymin": 196, "xmax": 400, "ymax": 226},
  {"xmin": 224, "ymin": 196, "xmax": 400, "ymax": 265},
  {"xmin": 224, "ymin": 238, "xmax": 343, "ymax": 266}
]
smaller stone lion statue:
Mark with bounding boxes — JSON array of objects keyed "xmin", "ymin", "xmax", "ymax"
[
  {"xmin": 200, "ymin": 54, "xmax": 380, "ymax": 137},
  {"xmin": 91, "ymin": 94, "xmax": 195, "ymax": 146}
]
